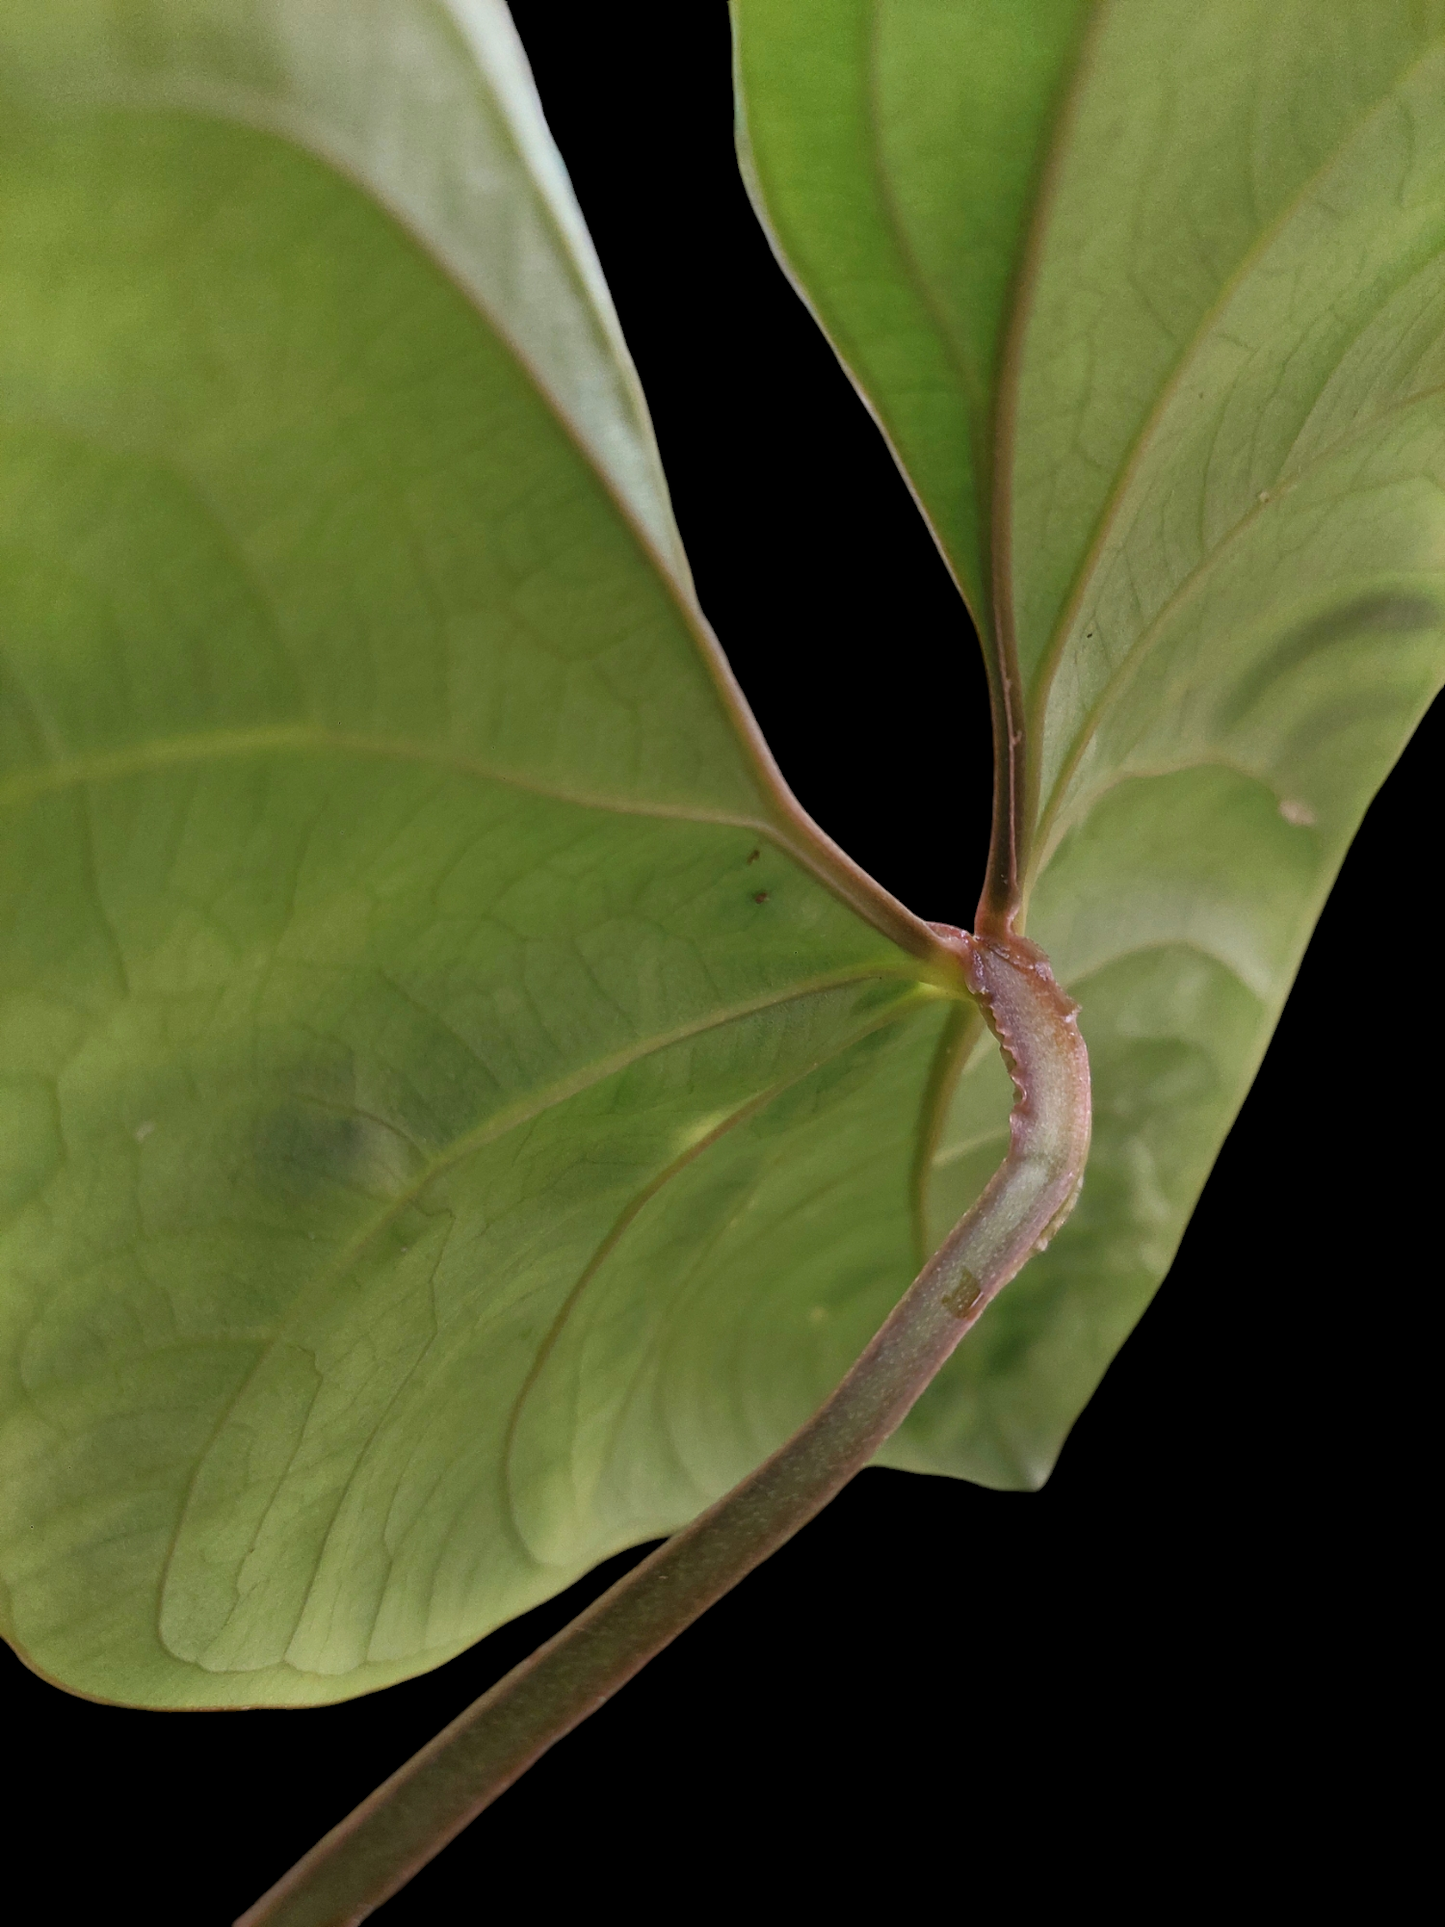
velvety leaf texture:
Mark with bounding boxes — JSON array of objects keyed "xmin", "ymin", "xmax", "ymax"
[
  {"xmin": 4, "ymin": 0, "xmax": 1445, "ymax": 1711},
  {"xmin": 735, "ymin": 0, "xmax": 1445, "ymax": 1484}
]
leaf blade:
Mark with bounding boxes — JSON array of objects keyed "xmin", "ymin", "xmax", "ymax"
[
  {"xmin": 735, "ymin": 0, "xmax": 1445, "ymax": 1487},
  {"xmin": 732, "ymin": 0, "xmax": 1090, "ymax": 629},
  {"xmin": 0, "ymin": 0, "xmax": 964, "ymax": 1704}
]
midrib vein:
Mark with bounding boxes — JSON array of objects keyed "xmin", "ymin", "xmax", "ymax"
[{"xmin": 0, "ymin": 722, "xmax": 769, "ymax": 830}]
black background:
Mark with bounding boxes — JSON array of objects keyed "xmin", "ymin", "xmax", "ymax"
[{"xmin": 6, "ymin": 7, "xmax": 1430, "ymax": 1916}]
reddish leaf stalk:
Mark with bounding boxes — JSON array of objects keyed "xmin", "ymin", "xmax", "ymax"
[{"xmin": 238, "ymin": 930, "xmax": 1090, "ymax": 1927}]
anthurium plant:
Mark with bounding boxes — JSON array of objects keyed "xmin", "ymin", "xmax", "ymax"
[{"xmin": 2, "ymin": 3, "xmax": 1442, "ymax": 1919}]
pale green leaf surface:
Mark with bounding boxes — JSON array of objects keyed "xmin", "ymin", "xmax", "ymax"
[
  {"xmin": 733, "ymin": 0, "xmax": 1089, "ymax": 622},
  {"xmin": 736, "ymin": 0, "xmax": 1445, "ymax": 1488},
  {"xmin": 0, "ymin": 2, "xmax": 963, "ymax": 1705},
  {"xmin": 12, "ymin": 0, "xmax": 1445, "ymax": 1713}
]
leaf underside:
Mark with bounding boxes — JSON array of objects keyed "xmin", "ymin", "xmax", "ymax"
[
  {"xmin": 3, "ymin": 0, "xmax": 1444, "ymax": 1708},
  {"xmin": 735, "ymin": 0, "xmax": 1445, "ymax": 1473}
]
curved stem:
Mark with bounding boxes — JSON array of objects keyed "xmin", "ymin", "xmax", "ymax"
[{"xmin": 237, "ymin": 931, "xmax": 1090, "ymax": 1927}]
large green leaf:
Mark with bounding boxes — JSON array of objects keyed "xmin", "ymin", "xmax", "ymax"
[
  {"xmin": 8, "ymin": 0, "xmax": 1445, "ymax": 1717},
  {"xmin": 735, "ymin": 0, "xmax": 1445, "ymax": 1486},
  {"xmin": 0, "ymin": 0, "xmax": 973, "ymax": 1706}
]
